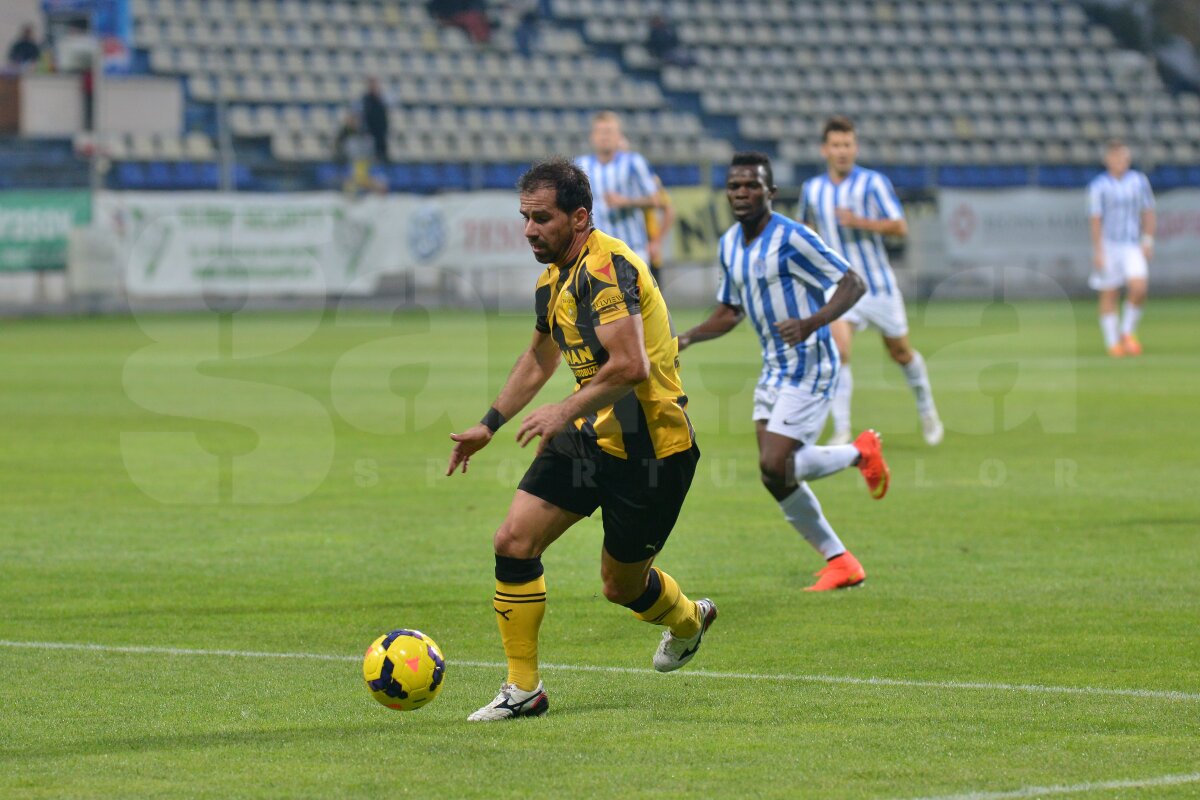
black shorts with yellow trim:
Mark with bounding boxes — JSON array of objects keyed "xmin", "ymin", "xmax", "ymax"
[{"xmin": 517, "ymin": 426, "xmax": 699, "ymax": 563}]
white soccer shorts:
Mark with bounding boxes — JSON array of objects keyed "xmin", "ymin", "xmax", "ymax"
[
  {"xmin": 841, "ymin": 290, "xmax": 909, "ymax": 339},
  {"xmin": 753, "ymin": 382, "xmax": 832, "ymax": 444},
  {"xmin": 1090, "ymin": 241, "xmax": 1149, "ymax": 291}
]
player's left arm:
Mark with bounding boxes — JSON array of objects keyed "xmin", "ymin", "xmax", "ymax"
[
  {"xmin": 838, "ymin": 173, "xmax": 908, "ymax": 237},
  {"xmin": 517, "ymin": 315, "xmax": 649, "ymax": 453},
  {"xmin": 1139, "ymin": 174, "xmax": 1156, "ymax": 260},
  {"xmin": 775, "ymin": 271, "xmax": 865, "ymax": 346},
  {"xmin": 774, "ymin": 230, "xmax": 865, "ymax": 346}
]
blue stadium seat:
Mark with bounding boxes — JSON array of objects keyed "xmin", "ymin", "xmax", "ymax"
[
  {"xmin": 1036, "ymin": 165, "xmax": 1096, "ymax": 188},
  {"xmin": 389, "ymin": 163, "xmax": 425, "ymax": 192},
  {"xmin": 233, "ymin": 164, "xmax": 255, "ymax": 190},
  {"xmin": 483, "ymin": 163, "xmax": 526, "ymax": 190},
  {"xmin": 315, "ymin": 163, "xmax": 344, "ymax": 189},
  {"xmin": 115, "ymin": 162, "xmax": 147, "ymax": 189},
  {"xmin": 146, "ymin": 162, "xmax": 172, "ymax": 189},
  {"xmin": 440, "ymin": 163, "xmax": 470, "ymax": 191},
  {"xmin": 415, "ymin": 164, "xmax": 442, "ymax": 193},
  {"xmin": 172, "ymin": 162, "xmax": 198, "ymax": 189},
  {"xmin": 1150, "ymin": 165, "xmax": 1200, "ymax": 190},
  {"xmin": 657, "ymin": 164, "xmax": 701, "ymax": 186},
  {"xmin": 882, "ymin": 165, "xmax": 929, "ymax": 190},
  {"xmin": 172, "ymin": 161, "xmax": 221, "ymax": 189}
]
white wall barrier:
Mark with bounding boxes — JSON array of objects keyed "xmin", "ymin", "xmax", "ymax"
[
  {"xmin": 938, "ymin": 188, "xmax": 1200, "ymax": 294},
  {"xmin": 91, "ymin": 190, "xmax": 542, "ymax": 300},
  {"xmin": 69, "ymin": 187, "xmax": 1200, "ymax": 306}
]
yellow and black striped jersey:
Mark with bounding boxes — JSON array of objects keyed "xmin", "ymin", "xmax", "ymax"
[{"xmin": 534, "ymin": 229, "xmax": 694, "ymax": 461}]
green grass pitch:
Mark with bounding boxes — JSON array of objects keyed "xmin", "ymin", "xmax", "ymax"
[{"xmin": 1, "ymin": 297, "xmax": 1198, "ymax": 799}]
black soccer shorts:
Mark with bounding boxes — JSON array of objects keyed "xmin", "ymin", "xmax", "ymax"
[{"xmin": 517, "ymin": 426, "xmax": 699, "ymax": 563}]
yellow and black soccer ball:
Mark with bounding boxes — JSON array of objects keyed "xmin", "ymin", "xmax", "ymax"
[{"xmin": 362, "ymin": 629, "xmax": 446, "ymax": 711}]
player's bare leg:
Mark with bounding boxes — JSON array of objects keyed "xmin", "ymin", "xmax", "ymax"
[
  {"xmin": 1120, "ymin": 278, "xmax": 1146, "ymax": 355},
  {"xmin": 884, "ymin": 334, "xmax": 943, "ymax": 446},
  {"xmin": 1098, "ymin": 288, "xmax": 1123, "ymax": 357},
  {"xmin": 469, "ymin": 491, "xmax": 579, "ymax": 721},
  {"xmin": 827, "ymin": 319, "xmax": 855, "ymax": 445}
]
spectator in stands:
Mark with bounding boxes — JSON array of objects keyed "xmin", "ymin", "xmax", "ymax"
[
  {"xmin": 514, "ymin": 5, "xmax": 540, "ymax": 58},
  {"xmin": 359, "ymin": 77, "xmax": 389, "ymax": 164},
  {"xmin": 646, "ymin": 15, "xmax": 692, "ymax": 67},
  {"xmin": 427, "ymin": 0, "xmax": 493, "ymax": 45},
  {"xmin": 335, "ymin": 110, "xmax": 386, "ymax": 196},
  {"xmin": 7, "ymin": 25, "xmax": 41, "ymax": 71}
]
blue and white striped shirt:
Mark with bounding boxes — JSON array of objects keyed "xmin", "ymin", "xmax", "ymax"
[
  {"xmin": 716, "ymin": 212, "xmax": 850, "ymax": 395},
  {"xmin": 798, "ymin": 166, "xmax": 904, "ymax": 297},
  {"xmin": 575, "ymin": 151, "xmax": 658, "ymax": 261},
  {"xmin": 1088, "ymin": 170, "xmax": 1154, "ymax": 244}
]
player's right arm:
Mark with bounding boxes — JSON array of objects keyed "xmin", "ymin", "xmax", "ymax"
[
  {"xmin": 677, "ymin": 303, "xmax": 744, "ymax": 351},
  {"xmin": 678, "ymin": 245, "xmax": 744, "ymax": 350},
  {"xmin": 447, "ymin": 330, "xmax": 560, "ymax": 476}
]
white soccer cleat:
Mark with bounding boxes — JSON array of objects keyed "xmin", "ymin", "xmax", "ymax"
[
  {"xmin": 466, "ymin": 681, "xmax": 549, "ymax": 721},
  {"xmin": 921, "ymin": 411, "xmax": 944, "ymax": 446},
  {"xmin": 653, "ymin": 598, "xmax": 717, "ymax": 673},
  {"xmin": 827, "ymin": 429, "xmax": 853, "ymax": 446}
]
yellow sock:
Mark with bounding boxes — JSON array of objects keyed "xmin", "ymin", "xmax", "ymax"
[
  {"xmin": 631, "ymin": 568, "xmax": 700, "ymax": 638},
  {"xmin": 493, "ymin": 576, "xmax": 546, "ymax": 691}
]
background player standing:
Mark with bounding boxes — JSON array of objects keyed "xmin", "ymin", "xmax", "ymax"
[
  {"xmin": 576, "ymin": 111, "xmax": 665, "ymax": 268},
  {"xmin": 678, "ymin": 153, "xmax": 888, "ymax": 592},
  {"xmin": 1088, "ymin": 139, "xmax": 1156, "ymax": 357},
  {"xmin": 799, "ymin": 116, "xmax": 943, "ymax": 447},
  {"xmin": 447, "ymin": 158, "xmax": 715, "ymax": 721}
]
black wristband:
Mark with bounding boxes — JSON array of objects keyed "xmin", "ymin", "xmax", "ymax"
[{"xmin": 480, "ymin": 407, "xmax": 506, "ymax": 433}]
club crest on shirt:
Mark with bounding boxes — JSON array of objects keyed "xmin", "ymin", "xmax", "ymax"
[
  {"xmin": 560, "ymin": 290, "xmax": 577, "ymax": 321},
  {"xmin": 752, "ymin": 257, "xmax": 768, "ymax": 278}
]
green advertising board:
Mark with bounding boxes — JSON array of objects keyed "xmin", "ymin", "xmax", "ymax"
[{"xmin": 0, "ymin": 191, "xmax": 92, "ymax": 272}]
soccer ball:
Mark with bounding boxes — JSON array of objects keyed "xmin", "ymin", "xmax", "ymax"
[{"xmin": 362, "ymin": 629, "xmax": 446, "ymax": 711}]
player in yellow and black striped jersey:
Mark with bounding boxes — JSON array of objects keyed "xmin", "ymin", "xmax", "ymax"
[
  {"xmin": 532, "ymin": 225, "xmax": 691, "ymax": 462},
  {"xmin": 446, "ymin": 157, "xmax": 716, "ymax": 722}
]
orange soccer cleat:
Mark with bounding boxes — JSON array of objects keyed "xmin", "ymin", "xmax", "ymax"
[
  {"xmin": 853, "ymin": 429, "xmax": 890, "ymax": 500},
  {"xmin": 1120, "ymin": 334, "xmax": 1142, "ymax": 356},
  {"xmin": 805, "ymin": 551, "xmax": 866, "ymax": 591},
  {"xmin": 1107, "ymin": 342, "xmax": 1125, "ymax": 358}
]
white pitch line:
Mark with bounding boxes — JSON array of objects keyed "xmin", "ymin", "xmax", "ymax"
[
  {"xmin": 1, "ymin": 639, "xmax": 1198, "ymax": 703},
  {"xmin": 900, "ymin": 771, "xmax": 1200, "ymax": 800}
]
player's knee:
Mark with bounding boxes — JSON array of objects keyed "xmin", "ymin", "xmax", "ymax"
[
  {"xmin": 888, "ymin": 343, "xmax": 912, "ymax": 364},
  {"xmin": 600, "ymin": 573, "xmax": 641, "ymax": 605},
  {"xmin": 758, "ymin": 458, "xmax": 790, "ymax": 494},
  {"xmin": 493, "ymin": 523, "xmax": 536, "ymax": 559}
]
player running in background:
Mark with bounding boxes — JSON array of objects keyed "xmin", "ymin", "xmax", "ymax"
[
  {"xmin": 677, "ymin": 152, "xmax": 888, "ymax": 592},
  {"xmin": 1088, "ymin": 139, "xmax": 1155, "ymax": 357},
  {"xmin": 576, "ymin": 111, "xmax": 666, "ymax": 268},
  {"xmin": 447, "ymin": 158, "xmax": 715, "ymax": 721},
  {"xmin": 799, "ymin": 116, "xmax": 943, "ymax": 447}
]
